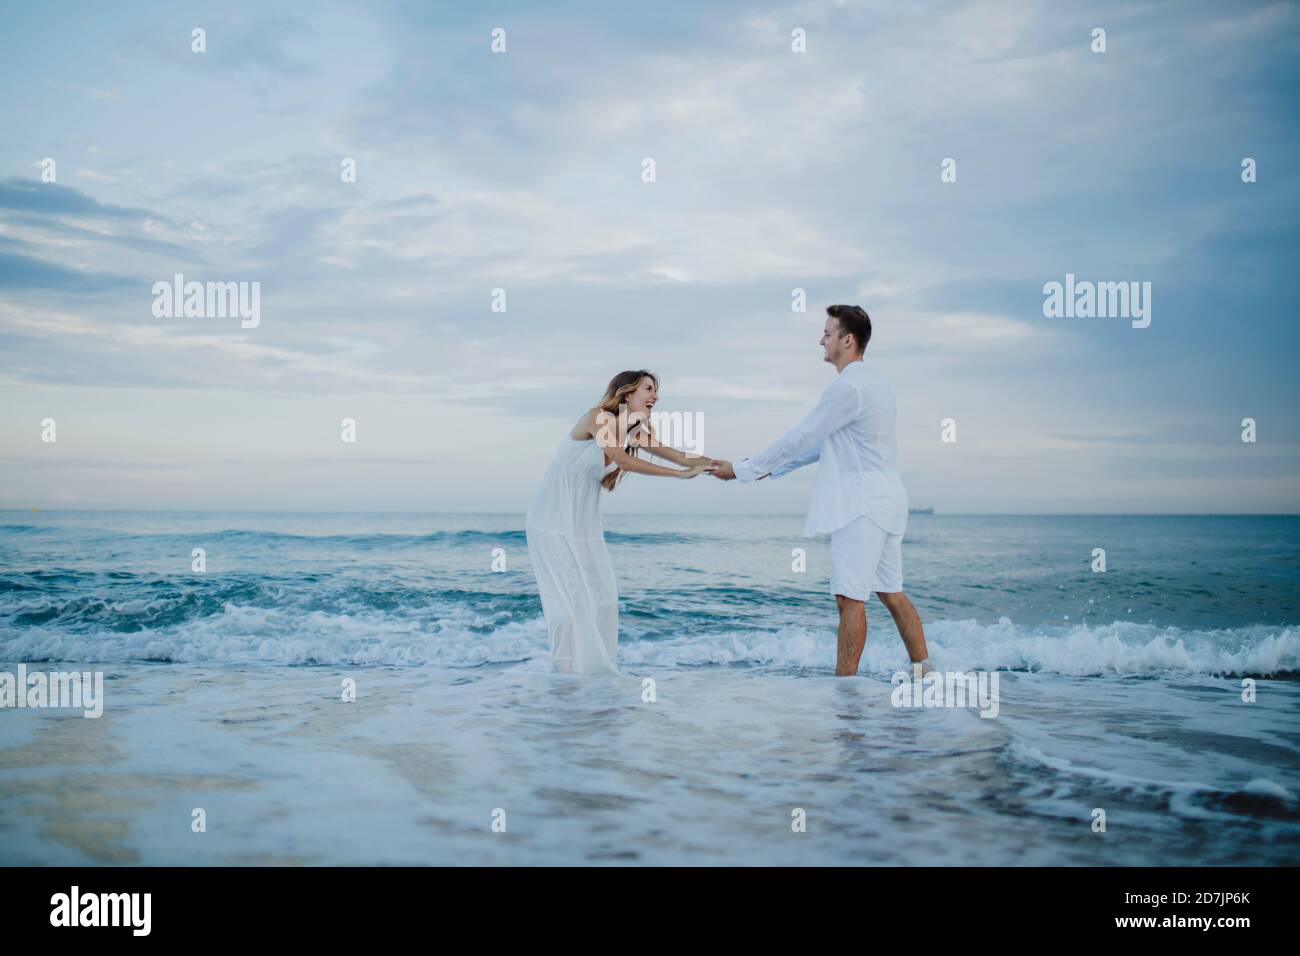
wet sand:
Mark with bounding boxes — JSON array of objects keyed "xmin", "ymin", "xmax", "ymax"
[{"xmin": 1, "ymin": 661, "xmax": 1295, "ymax": 865}]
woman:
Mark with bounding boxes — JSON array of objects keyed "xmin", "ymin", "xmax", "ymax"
[{"xmin": 526, "ymin": 370, "xmax": 714, "ymax": 674}]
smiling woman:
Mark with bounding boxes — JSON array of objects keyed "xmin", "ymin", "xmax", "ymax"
[{"xmin": 524, "ymin": 370, "xmax": 717, "ymax": 673}]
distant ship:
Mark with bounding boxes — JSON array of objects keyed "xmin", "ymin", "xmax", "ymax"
[{"xmin": 908, "ymin": 507, "xmax": 934, "ymax": 515}]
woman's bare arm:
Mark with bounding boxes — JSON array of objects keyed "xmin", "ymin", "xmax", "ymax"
[
  {"xmin": 573, "ymin": 408, "xmax": 710, "ymax": 479},
  {"xmin": 611, "ymin": 445, "xmax": 710, "ymax": 478},
  {"xmin": 632, "ymin": 420, "xmax": 714, "ymax": 468},
  {"xmin": 569, "ymin": 408, "xmax": 602, "ymax": 441}
]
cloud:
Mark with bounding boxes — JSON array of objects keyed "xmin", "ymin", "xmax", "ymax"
[
  {"xmin": 0, "ymin": 178, "xmax": 154, "ymax": 221},
  {"xmin": 0, "ymin": 240, "xmax": 136, "ymax": 294},
  {"xmin": 0, "ymin": 0, "xmax": 1296, "ymax": 512},
  {"xmin": 43, "ymin": 80, "xmax": 122, "ymax": 102}
]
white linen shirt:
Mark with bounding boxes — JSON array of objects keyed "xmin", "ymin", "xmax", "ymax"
[{"xmin": 734, "ymin": 360, "xmax": 908, "ymax": 536}]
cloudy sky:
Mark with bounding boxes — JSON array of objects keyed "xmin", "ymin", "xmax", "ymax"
[{"xmin": 1, "ymin": 0, "xmax": 1297, "ymax": 514}]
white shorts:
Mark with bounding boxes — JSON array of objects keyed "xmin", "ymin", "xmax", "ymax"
[{"xmin": 829, "ymin": 515, "xmax": 904, "ymax": 601}]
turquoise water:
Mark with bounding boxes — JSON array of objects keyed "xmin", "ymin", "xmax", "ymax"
[
  {"xmin": 1, "ymin": 511, "xmax": 1297, "ymax": 865},
  {"xmin": 1, "ymin": 511, "xmax": 1296, "ymax": 672}
]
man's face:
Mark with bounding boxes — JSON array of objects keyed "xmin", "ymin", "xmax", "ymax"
[{"xmin": 820, "ymin": 317, "xmax": 848, "ymax": 364}]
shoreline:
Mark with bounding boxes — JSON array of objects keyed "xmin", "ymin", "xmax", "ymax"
[{"xmin": 2, "ymin": 660, "xmax": 1297, "ymax": 866}]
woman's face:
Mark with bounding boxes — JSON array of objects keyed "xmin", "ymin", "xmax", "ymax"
[{"xmin": 624, "ymin": 376, "xmax": 659, "ymax": 415}]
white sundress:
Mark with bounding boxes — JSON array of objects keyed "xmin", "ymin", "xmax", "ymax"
[{"xmin": 525, "ymin": 435, "xmax": 621, "ymax": 674}]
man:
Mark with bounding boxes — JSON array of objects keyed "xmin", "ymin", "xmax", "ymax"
[{"xmin": 712, "ymin": 305, "xmax": 932, "ymax": 677}]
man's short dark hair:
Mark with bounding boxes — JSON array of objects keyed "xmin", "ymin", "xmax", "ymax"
[{"xmin": 826, "ymin": 304, "xmax": 871, "ymax": 352}]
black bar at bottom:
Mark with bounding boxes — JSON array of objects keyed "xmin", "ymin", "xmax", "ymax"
[{"xmin": 0, "ymin": 865, "xmax": 1288, "ymax": 940}]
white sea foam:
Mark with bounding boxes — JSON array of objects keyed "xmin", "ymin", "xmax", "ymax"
[
  {"xmin": 624, "ymin": 618, "xmax": 1298, "ymax": 678},
  {"xmin": 922, "ymin": 617, "xmax": 1299, "ymax": 677},
  {"xmin": 1, "ymin": 609, "xmax": 1296, "ymax": 677}
]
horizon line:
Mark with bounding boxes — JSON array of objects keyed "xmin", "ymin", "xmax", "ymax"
[{"xmin": 3, "ymin": 509, "xmax": 1299, "ymax": 518}]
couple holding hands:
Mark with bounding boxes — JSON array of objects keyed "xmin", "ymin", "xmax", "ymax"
[{"xmin": 525, "ymin": 304, "xmax": 931, "ymax": 678}]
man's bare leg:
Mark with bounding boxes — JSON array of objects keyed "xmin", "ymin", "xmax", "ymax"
[
  {"xmin": 835, "ymin": 594, "xmax": 867, "ymax": 676},
  {"xmin": 876, "ymin": 591, "xmax": 929, "ymax": 665}
]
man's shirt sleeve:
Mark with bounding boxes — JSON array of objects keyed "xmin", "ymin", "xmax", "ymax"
[
  {"xmin": 734, "ymin": 379, "xmax": 860, "ymax": 483},
  {"xmin": 768, "ymin": 446, "xmax": 821, "ymax": 479}
]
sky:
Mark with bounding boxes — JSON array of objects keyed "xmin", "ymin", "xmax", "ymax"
[{"xmin": 1, "ymin": 0, "xmax": 1297, "ymax": 515}]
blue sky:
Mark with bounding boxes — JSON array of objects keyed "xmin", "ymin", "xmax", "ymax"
[{"xmin": 1, "ymin": 0, "xmax": 1297, "ymax": 513}]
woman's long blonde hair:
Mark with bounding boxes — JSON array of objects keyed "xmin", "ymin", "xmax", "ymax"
[{"xmin": 597, "ymin": 370, "xmax": 658, "ymax": 491}]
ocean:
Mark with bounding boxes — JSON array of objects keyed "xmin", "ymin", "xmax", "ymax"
[{"xmin": 1, "ymin": 510, "xmax": 1297, "ymax": 865}]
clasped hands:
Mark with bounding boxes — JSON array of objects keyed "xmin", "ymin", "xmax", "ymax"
[{"xmin": 689, "ymin": 459, "xmax": 767, "ymax": 481}]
